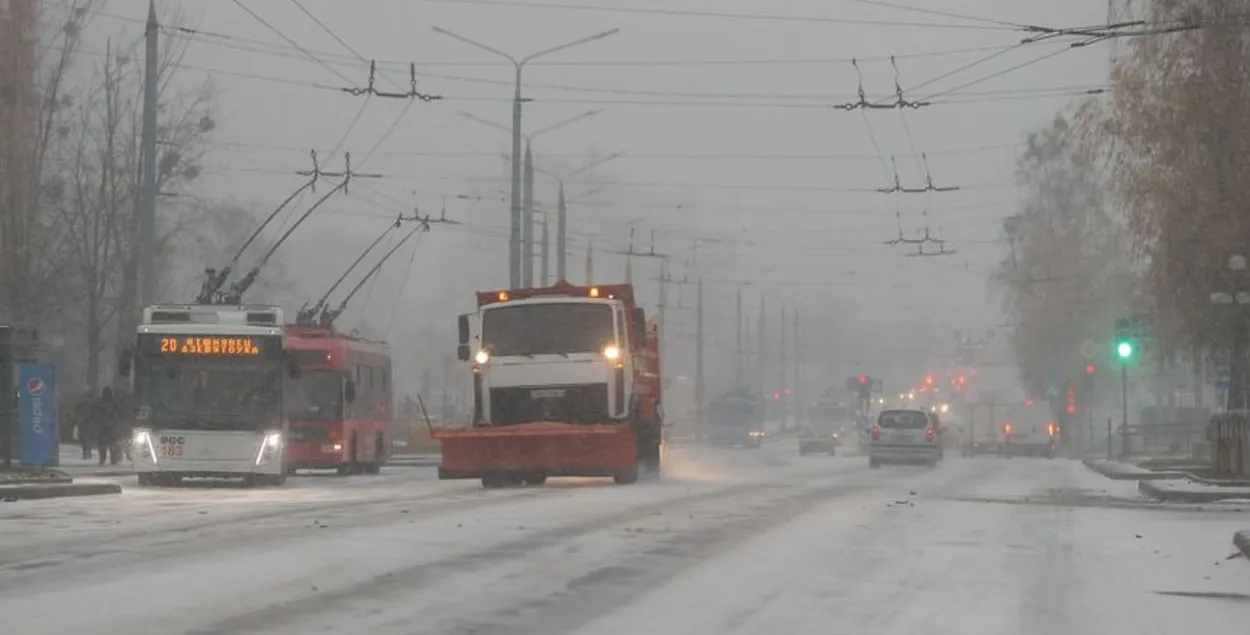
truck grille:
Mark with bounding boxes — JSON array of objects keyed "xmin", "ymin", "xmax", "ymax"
[{"xmin": 489, "ymin": 384, "xmax": 609, "ymax": 426}]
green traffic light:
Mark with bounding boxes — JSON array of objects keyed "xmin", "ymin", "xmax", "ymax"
[{"xmin": 1116, "ymin": 341, "xmax": 1133, "ymax": 359}]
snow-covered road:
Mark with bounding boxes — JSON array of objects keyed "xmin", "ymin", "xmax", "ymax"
[{"xmin": 3, "ymin": 444, "xmax": 1249, "ymax": 635}]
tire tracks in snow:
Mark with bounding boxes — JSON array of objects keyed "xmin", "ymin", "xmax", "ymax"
[
  {"xmin": 188, "ymin": 463, "xmax": 925, "ymax": 635},
  {"xmin": 185, "ymin": 479, "xmax": 807, "ymax": 635},
  {"xmin": 0, "ymin": 482, "xmax": 556, "ymax": 592}
]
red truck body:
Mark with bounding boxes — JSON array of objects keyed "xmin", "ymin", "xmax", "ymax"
[
  {"xmin": 434, "ymin": 280, "xmax": 663, "ymax": 486},
  {"xmin": 283, "ymin": 324, "xmax": 393, "ymax": 474}
]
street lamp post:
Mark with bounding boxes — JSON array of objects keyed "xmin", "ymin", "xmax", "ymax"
[
  {"xmin": 433, "ymin": 27, "xmax": 619, "ymax": 289},
  {"xmin": 459, "ymin": 109, "xmax": 606, "ymax": 286},
  {"xmin": 534, "ymin": 152, "xmax": 624, "ymax": 282}
]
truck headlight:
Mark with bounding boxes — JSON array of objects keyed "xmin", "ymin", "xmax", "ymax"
[
  {"xmin": 474, "ymin": 349, "xmax": 490, "ymax": 364},
  {"xmin": 602, "ymin": 345, "xmax": 620, "ymax": 360}
]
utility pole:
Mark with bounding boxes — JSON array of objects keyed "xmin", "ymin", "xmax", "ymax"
[
  {"xmin": 139, "ymin": 0, "xmax": 159, "ymax": 305},
  {"xmin": 555, "ymin": 184, "xmax": 567, "ymax": 281},
  {"xmin": 433, "ymin": 27, "xmax": 619, "ymax": 288},
  {"xmin": 780, "ymin": 303, "xmax": 788, "ymax": 430},
  {"xmin": 735, "ymin": 284, "xmax": 744, "ymax": 388},
  {"xmin": 539, "ymin": 208, "xmax": 549, "ymax": 285},
  {"xmin": 757, "ymin": 296, "xmax": 767, "ymax": 413},
  {"xmin": 585, "ymin": 239, "xmax": 594, "ymax": 284},
  {"xmin": 793, "ymin": 307, "xmax": 800, "ymax": 428},
  {"xmin": 522, "ymin": 145, "xmax": 535, "ymax": 286},
  {"xmin": 695, "ymin": 278, "xmax": 705, "ymax": 441}
]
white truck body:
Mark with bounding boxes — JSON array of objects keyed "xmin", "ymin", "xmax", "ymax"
[{"xmin": 471, "ymin": 296, "xmax": 636, "ymax": 426}]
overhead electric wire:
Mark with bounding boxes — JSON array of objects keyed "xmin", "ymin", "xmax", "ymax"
[
  {"xmin": 205, "ymin": 164, "xmax": 1013, "ymax": 194},
  {"xmin": 211, "ymin": 137, "xmax": 1026, "ymax": 161},
  {"xmin": 229, "ymin": 0, "xmax": 355, "ymax": 85},
  {"xmin": 414, "ymin": 0, "xmax": 1021, "ymax": 31}
]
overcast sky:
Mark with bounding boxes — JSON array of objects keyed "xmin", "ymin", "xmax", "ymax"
[{"xmin": 77, "ymin": 0, "xmax": 1110, "ymax": 397}]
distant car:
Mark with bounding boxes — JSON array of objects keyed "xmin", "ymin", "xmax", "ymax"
[
  {"xmin": 1001, "ymin": 423, "xmax": 1057, "ymax": 458},
  {"xmin": 868, "ymin": 408, "xmax": 940, "ymax": 469},
  {"xmin": 961, "ymin": 438, "xmax": 1000, "ymax": 457},
  {"xmin": 999, "ymin": 401, "xmax": 1058, "ymax": 459},
  {"xmin": 799, "ymin": 426, "xmax": 840, "ymax": 456}
]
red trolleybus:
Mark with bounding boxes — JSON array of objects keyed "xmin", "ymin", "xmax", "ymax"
[{"xmin": 283, "ymin": 324, "xmax": 393, "ymax": 475}]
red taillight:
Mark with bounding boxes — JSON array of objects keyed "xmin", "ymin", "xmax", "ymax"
[
  {"xmin": 871, "ymin": 425, "xmax": 880, "ymax": 440},
  {"xmin": 925, "ymin": 426, "xmax": 935, "ymax": 441}
]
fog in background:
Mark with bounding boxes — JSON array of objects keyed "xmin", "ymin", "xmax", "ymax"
[{"xmin": 73, "ymin": 0, "xmax": 1108, "ymax": 406}]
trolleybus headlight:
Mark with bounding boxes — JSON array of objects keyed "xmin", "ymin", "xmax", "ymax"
[
  {"xmin": 133, "ymin": 429, "xmax": 158, "ymax": 463},
  {"xmin": 474, "ymin": 349, "xmax": 491, "ymax": 364},
  {"xmin": 256, "ymin": 431, "xmax": 283, "ymax": 466},
  {"xmin": 602, "ymin": 345, "xmax": 620, "ymax": 361}
]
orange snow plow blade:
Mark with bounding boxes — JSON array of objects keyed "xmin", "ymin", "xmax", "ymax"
[{"xmin": 432, "ymin": 421, "xmax": 636, "ymax": 478}]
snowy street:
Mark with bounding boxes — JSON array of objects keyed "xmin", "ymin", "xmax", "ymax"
[{"xmin": 3, "ymin": 443, "xmax": 1250, "ymax": 635}]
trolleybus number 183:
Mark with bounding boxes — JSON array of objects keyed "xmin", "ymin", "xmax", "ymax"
[{"xmin": 160, "ymin": 435, "xmax": 185, "ymax": 457}]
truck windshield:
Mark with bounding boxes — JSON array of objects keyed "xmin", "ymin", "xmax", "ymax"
[
  {"xmin": 482, "ymin": 302, "xmax": 615, "ymax": 356},
  {"xmin": 285, "ymin": 370, "xmax": 344, "ymax": 422},
  {"xmin": 135, "ymin": 357, "xmax": 282, "ymax": 431}
]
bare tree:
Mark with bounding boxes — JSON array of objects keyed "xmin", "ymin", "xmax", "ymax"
[
  {"xmin": 1092, "ymin": 1, "xmax": 1250, "ymax": 352},
  {"xmin": 41, "ymin": 7, "xmax": 214, "ymax": 388},
  {"xmin": 0, "ymin": 0, "xmax": 95, "ymax": 323},
  {"xmin": 993, "ymin": 110, "xmax": 1132, "ymax": 398}
]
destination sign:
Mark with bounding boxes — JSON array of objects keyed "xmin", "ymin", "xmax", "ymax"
[{"xmin": 150, "ymin": 336, "xmax": 269, "ymax": 356}]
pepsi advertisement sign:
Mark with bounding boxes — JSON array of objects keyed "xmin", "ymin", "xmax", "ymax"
[{"xmin": 18, "ymin": 363, "xmax": 58, "ymax": 467}]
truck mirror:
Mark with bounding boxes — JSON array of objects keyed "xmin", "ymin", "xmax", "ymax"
[
  {"xmin": 456, "ymin": 344, "xmax": 471, "ymax": 362},
  {"xmin": 633, "ymin": 307, "xmax": 646, "ymax": 343},
  {"xmin": 344, "ymin": 379, "xmax": 357, "ymax": 403},
  {"xmin": 117, "ymin": 349, "xmax": 132, "ymax": 377},
  {"xmin": 457, "ymin": 314, "xmax": 470, "ymax": 345}
]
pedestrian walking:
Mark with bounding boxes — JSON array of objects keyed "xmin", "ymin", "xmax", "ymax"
[
  {"xmin": 75, "ymin": 388, "xmax": 96, "ymax": 460},
  {"xmin": 93, "ymin": 387, "xmax": 123, "ymax": 465}
]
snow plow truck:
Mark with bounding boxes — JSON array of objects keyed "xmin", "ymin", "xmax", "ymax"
[{"xmin": 434, "ymin": 280, "xmax": 664, "ymax": 488}]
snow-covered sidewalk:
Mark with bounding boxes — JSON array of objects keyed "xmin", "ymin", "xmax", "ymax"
[
  {"xmin": 1138, "ymin": 478, "xmax": 1250, "ymax": 503},
  {"xmin": 1082, "ymin": 457, "xmax": 1185, "ymax": 480}
]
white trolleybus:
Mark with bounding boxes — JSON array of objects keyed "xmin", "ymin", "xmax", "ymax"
[{"xmin": 118, "ymin": 304, "xmax": 300, "ymax": 486}]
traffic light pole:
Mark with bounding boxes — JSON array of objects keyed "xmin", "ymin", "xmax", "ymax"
[{"xmin": 1120, "ymin": 362, "xmax": 1129, "ymax": 459}]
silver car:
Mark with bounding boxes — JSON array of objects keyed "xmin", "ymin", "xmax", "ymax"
[{"xmin": 868, "ymin": 408, "xmax": 940, "ymax": 469}]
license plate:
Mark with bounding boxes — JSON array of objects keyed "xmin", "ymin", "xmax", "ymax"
[{"xmin": 531, "ymin": 388, "xmax": 566, "ymax": 399}]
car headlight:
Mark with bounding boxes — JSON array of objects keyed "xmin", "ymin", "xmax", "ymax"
[
  {"xmin": 474, "ymin": 349, "xmax": 490, "ymax": 364},
  {"xmin": 602, "ymin": 345, "xmax": 620, "ymax": 360}
]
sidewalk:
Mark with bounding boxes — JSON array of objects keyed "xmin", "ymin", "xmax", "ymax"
[
  {"xmin": 1082, "ymin": 457, "xmax": 1185, "ymax": 480},
  {"xmin": 1137, "ymin": 478, "xmax": 1250, "ymax": 503},
  {"xmin": 57, "ymin": 444, "xmax": 134, "ymax": 477}
]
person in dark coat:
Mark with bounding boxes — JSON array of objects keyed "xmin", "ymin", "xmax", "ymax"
[
  {"xmin": 75, "ymin": 388, "xmax": 96, "ymax": 460},
  {"xmin": 93, "ymin": 387, "xmax": 123, "ymax": 465}
]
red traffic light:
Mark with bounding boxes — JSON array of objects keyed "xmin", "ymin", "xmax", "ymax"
[
  {"xmin": 858, "ymin": 374, "xmax": 869, "ymax": 385},
  {"xmin": 1085, "ymin": 363, "xmax": 1097, "ymax": 374},
  {"xmin": 923, "ymin": 374, "xmax": 934, "ymax": 387}
]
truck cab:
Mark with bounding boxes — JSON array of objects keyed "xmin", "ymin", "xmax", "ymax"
[{"xmin": 460, "ymin": 284, "xmax": 646, "ymax": 428}]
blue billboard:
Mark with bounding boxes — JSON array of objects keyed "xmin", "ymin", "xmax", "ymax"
[{"xmin": 18, "ymin": 363, "xmax": 58, "ymax": 467}]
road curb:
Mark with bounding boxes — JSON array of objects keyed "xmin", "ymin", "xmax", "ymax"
[
  {"xmin": 1179, "ymin": 471, "xmax": 1250, "ymax": 488},
  {"xmin": 0, "ymin": 481, "xmax": 123, "ymax": 500},
  {"xmin": 1137, "ymin": 479, "xmax": 1250, "ymax": 503},
  {"xmin": 1082, "ymin": 458, "xmax": 1184, "ymax": 480},
  {"xmin": 1235, "ymin": 531, "xmax": 1250, "ymax": 560}
]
